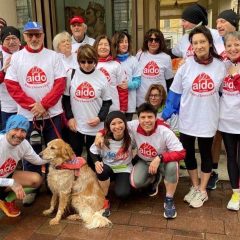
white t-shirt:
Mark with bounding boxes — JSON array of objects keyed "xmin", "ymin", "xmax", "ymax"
[
  {"xmin": 90, "ymin": 139, "xmax": 133, "ymax": 173},
  {"xmin": 172, "ymin": 28, "xmax": 225, "ymax": 58},
  {"xmin": 59, "ymin": 52, "xmax": 78, "ymax": 72},
  {"xmin": 0, "ymin": 49, "xmax": 17, "ymax": 112},
  {"xmin": 136, "ymin": 51, "xmax": 173, "ymax": 106},
  {"xmin": 127, "ymin": 120, "xmax": 183, "ymax": 162},
  {"xmin": 0, "ymin": 134, "xmax": 46, "ymax": 178},
  {"xmin": 170, "ymin": 57, "xmax": 226, "ymax": 137},
  {"xmin": 70, "ymin": 68, "xmax": 111, "ymax": 135},
  {"xmin": 96, "ymin": 60, "xmax": 126, "ymax": 111},
  {"xmin": 218, "ymin": 62, "xmax": 240, "ymax": 133},
  {"xmin": 5, "ymin": 47, "xmax": 66, "ymax": 120},
  {"xmin": 120, "ymin": 56, "xmax": 141, "ymax": 113},
  {"xmin": 71, "ymin": 35, "xmax": 95, "ymax": 53}
]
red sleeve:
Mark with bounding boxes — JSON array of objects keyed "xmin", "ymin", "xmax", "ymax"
[
  {"xmin": 41, "ymin": 77, "xmax": 66, "ymax": 110},
  {"xmin": 117, "ymin": 86, "xmax": 128, "ymax": 112},
  {"xmin": 5, "ymin": 79, "xmax": 35, "ymax": 110},
  {"xmin": 162, "ymin": 149, "xmax": 186, "ymax": 163},
  {"xmin": 0, "ymin": 71, "xmax": 5, "ymax": 83}
]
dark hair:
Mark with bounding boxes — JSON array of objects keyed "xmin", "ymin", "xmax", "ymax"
[
  {"xmin": 142, "ymin": 28, "xmax": 167, "ymax": 54},
  {"xmin": 93, "ymin": 34, "xmax": 113, "ymax": 57},
  {"xmin": 77, "ymin": 44, "xmax": 98, "ymax": 64},
  {"xmin": 145, "ymin": 84, "xmax": 167, "ymax": 108},
  {"xmin": 189, "ymin": 26, "xmax": 222, "ymax": 60},
  {"xmin": 111, "ymin": 31, "xmax": 132, "ymax": 58},
  {"xmin": 137, "ymin": 102, "xmax": 157, "ymax": 117},
  {"xmin": 104, "ymin": 112, "xmax": 131, "ymax": 152}
]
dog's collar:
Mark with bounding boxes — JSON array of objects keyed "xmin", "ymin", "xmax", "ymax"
[{"xmin": 56, "ymin": 156, "xmax": 86, "ymax": 170}]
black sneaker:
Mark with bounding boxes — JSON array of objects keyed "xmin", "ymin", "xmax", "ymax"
[
  {"xmin": 164, "ymin": 197, "xmax": 177, "ymax": 219},
  {"xmin": 207, "ymin": 171, "xmax": 219, "ymax": 190},
  {"xmin": 148, "ymin": 170, "xmax": 162, "ymax": 197},
  {"xmin": 102, "ymin": 199, "xmax": 111, "ymax": 217}
]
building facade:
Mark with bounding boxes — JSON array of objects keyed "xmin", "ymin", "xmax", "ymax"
[{"xmin": 0, "ymin": 0, "xmax": 238, "ymax": 51}]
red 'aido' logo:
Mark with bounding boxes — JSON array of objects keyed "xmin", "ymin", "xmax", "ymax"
[
  {"xmin": 115, "ymin": 147, "xmax": 129, "ymax": 161},
  {"xmin": 0, "ymin": 158, "xmax": 17, "ymax": 177},
  {"xmin": 139, "ymin": 143, "xmax": 158, "ymax": 158},
  {"xmin": 192, "ymin": 73, "xmax": 214, "ymax": 93},
  {"xmin": 143, "ymin": 61, "xmax": 160, "ymax": 76},
  {"xmin": 186, "ymin": 45, "xmax": 194, "ymax": 57},
  {"xmin": 99, "ymin": 67, "xmax": 111, "ymax": 82},
  {"xmin": 75, "ymin": 82, "xmax": 95, "ymax": 99},
  {"xmin": 26, "ymin": 66, "xmax": 47, "ymax": 84},
  {"xmin": 223, "ymin": 76, "xmax": 236, "ymax": 92}
]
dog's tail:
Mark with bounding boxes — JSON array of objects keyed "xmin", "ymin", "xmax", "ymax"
[{"xmin": 85, "ymin": 211, "xmax": 112, "ymax": 229}]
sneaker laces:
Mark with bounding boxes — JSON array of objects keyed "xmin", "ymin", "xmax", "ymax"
[{"xmin": 195, "ymin": 191, "xmax": 207, "ymax": 201}]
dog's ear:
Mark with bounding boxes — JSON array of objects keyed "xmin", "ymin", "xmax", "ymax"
[{"xmin": 62, "ymin": 143, "xmax": 75, "ymax": 160}]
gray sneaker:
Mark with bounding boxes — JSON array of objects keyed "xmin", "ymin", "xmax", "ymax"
[
  {"xmin": 184, "ymin": 186, "xmax": 197, "ymax": 203},
  {"xmin": 23, "ymin": 193, "xmax": 37, "ymax": 206},
  {"xmin": 189, "ymin": 191, "xmax": 208, "ymax": 208}
]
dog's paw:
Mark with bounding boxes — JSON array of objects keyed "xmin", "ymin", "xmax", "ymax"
[
  {"xmin": 49, "ymin": 218, "xmax": 60, "ymax": 225},
  {"xmin": 67, "ymin": 214, "xmax": 81, "ymax": 221},
  {"xmin": 43, "ymin": 209, "xmax": 53, "ymax": 216}
]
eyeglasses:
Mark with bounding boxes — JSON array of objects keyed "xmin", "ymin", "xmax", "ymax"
[
  {"xmin": 149, "ymin": 94, "xmax": 162, "ymax": 98},
  {"xmin": 25, "ymin": 33, "xmax": 43, "ymax": 38},
  {"xmin": 80, "ymin": 60, "xmax": 94, "ymax": 64},
  {"xmin": 148, "ymin": 37, "xmax": 160, "ymax": 43}
]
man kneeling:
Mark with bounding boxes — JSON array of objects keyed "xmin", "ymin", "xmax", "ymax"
[{"xmin": 0, "ymin": 114, "xmax": 47, "ymax": 217}]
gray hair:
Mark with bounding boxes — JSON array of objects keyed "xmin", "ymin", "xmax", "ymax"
[
  {"xmin": 224, "ymin": 31, "xmax": 240, "ymax": 46},
  {"xmin": 52, "ymin": 31, "xmax": 71, "ymax": 52}
]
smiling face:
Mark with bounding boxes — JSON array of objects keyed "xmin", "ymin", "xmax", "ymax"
[
  {"xmin": 147, "ymin": 34, "xmax": 160, "ymax": 54},
  {"xmin": 192, "ymin": 33, "xmax": 211, "ymax": 60},
  {"xmin": 216, "ymin": 18, "xmax": 236, "ymax": 37},
  {"xmin": 225, "ymin": 35, "xmax": 240, "ymax": 62},
  {"xmin": 148, "ymin": 88, "xmax": 162, "ymax": 108},
  {"xmin": 70, "ymin": 23, "xmax": 86, "ymax": 42},
  {"xmin": 23, "ymin": 30, "xmax": 44, "ymax": 50},
  {"xmin": 3, "ymin": 35, "xmax": 20, "ymax": 53},
  {"xmin": 6, "ymin": 128, "xmax": 27, "ymax": 146},
  {"xmin": 118, "ymin": 35, "xmax": 129, "ymax": 54},
  {"xmin": 138, "ymin": 112, "xmax": 156, "ymax": 133},
  {"xmin": 58, "ymin": 37, "xmax": 72, "ymax": 56},
  {"xmin": 97, "ymin": 38, "xmax": 110, "ymax": 58},
  {"xmin": 110, "ymin": 118, "xmax": 125, "ymax": 139}
]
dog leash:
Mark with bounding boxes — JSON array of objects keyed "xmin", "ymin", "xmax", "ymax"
[{"xmin": 46, "ymin": 113, "xmax": 62, "ymax": 139}]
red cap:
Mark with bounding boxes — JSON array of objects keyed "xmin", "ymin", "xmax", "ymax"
[{"xmin": 70, "ymin": 16, "xmax": 85, "ymax": 25}]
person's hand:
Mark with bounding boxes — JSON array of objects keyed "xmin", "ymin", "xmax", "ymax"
[
  {"xmin": 29, "ymin": 102, "xmax": 47, "ymax": 118},
  {"xmin": 95, "ymin": 132, "xmax": 104, "ymax": 148},
  {"xmin": 87, "ymin": 117, "xmax": 100, "ymax": 127},
  {"xmin": 3, "ymin": 56, "xmax": 11, "ymax": 72},
  {"xmin": 11, "ymin": 181, "xmax": 26, "ymax": 200},
  {"xmin": 148, "ymin": 155, "xmax": 161, "ymax": 175},
  {"xmin": 95, "ymin": 161, "xmax": 104, "ymax": 174},
  {"xmin": 68, "ymin": 118, "xmax": 77, "ymax": 132},
  {"xmin": 118, "ymin": 80, "xmax": 128, "ymax": 89}
]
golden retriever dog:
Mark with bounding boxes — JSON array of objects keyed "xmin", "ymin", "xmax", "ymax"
[{"xmin": 41, "ymin": 139, "xmax": 111, "ymax": 229}]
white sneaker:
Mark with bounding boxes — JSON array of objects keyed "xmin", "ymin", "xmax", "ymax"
[
  {"xmin": 227, "ymin": 192, "xmax": 240, "ymax": 211},
  {"xmin": 23, "ymin": 193, "xmax": 37, "ymax": 206},
  {"xmin": 189, "ymin": 191, "xmax": 208, "ymax": 208},
  {"xmin": 184, "ymin": 186, "xmax": 197, "ymax": 203}
]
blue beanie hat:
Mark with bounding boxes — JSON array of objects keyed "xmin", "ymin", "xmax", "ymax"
[{"xmin": 4, "ymin": 114, "xmax": 30, "ymax": 133}]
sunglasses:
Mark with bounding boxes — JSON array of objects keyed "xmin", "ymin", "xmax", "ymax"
[
  {"xmin": 25, "ymin": 33, "xmax": 43, "ymax": 38},
  {"xmin": 148, "ymin": 37, "xmax": 160, "ymax": 43},
  {"xmin": 80, "ymin": 60, "xmax": 94, "ymax": 64}
]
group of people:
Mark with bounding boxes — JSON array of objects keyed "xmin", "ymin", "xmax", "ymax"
[{"xmin": 0, "ymin": 3, "xmax": 239, "ymax": 222}]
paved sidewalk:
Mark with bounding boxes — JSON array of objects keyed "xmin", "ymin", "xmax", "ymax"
[{"xmin": 0, "ymin": 175, "xmax": 239, "ymax": 240}]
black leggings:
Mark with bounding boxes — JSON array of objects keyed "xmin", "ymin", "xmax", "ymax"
[
  {"xmin": 180, "ymin": 133, "xmax": 213, "ymax": 173},
  {"xmin": 221, "ymin": 132, "xmax": 240, "ymax": 189},
  {"xmin": 97, "ymin": 164, "xmax": 131, "ymax": 199},
  {"xmin": 67, "ymin": 130, "xmax": 95, "ymax": 171}
]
